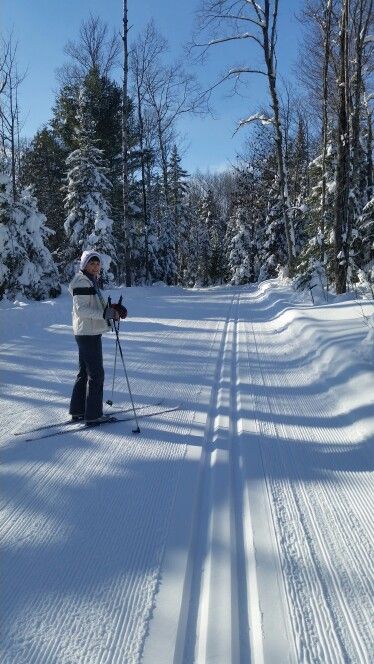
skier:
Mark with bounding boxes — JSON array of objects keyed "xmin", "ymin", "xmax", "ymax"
[{"xmin": 68, "ymin": 250, "xmax": 119, "ymax": 425}]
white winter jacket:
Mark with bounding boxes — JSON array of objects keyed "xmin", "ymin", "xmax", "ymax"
[{"xmin": 68, "ymin": 271, "xmax": 109, "ymax": 336}]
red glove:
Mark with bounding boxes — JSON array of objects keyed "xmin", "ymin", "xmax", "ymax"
[{"xmin": 112, "ymin": 303, "xmax": 128, "ymax": 319}]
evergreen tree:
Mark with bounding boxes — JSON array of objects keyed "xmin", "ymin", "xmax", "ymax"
[
  {"xmin": 287, "ymin": 115, "xmax": 310, "ymax": 254},
  {"xmin": 145, "ymin": 177, "xmax": 163, "ymax": 283},
  {"xmin": 204, "ymin": 188, "xmax": 225, "ymax": 284},
  {"xmin": 19, "ymin": 128, "xmax": 67, "ymax": 254},
  {"xmin": 167, "ymin": 145, "xmax": 189, "ymax": 280},
  {"xmin": 355, "ymin": 196, "xmax": 374, "ymax": 292},
  {"xmin": 227, "ymin": 205, "xmax": 256, "ymax": 285},
  {"xmin": 63, "ymin": 89, "xmax": 115, "ymax": 283},
  {"xmin": 51, "ymin": 67, "xmax": 131, "ymax": 262},
  {"xmin": 257, "ymin": 175, "xmax": 288, "ymax": 281},
  {"xmin": 296, "ymin": 138, "xmax": 337, "ymax": 294},
  {"xmin": 195, "ymin": 192, "xmax": 213, "ymax": 287},
  {"xmin": 0, "ymin": 172, "xmax": 60, "ymax": 300},
  {"xmin": 158, "ymin": 208, "xmax": 178, "ymax": 285},
  {"xmin": 0, "ymin": 173, "xmax": 16, "ymax": 299},
  {"xmin": 13, "ymin": 187, "xmax": 61, "ymax": 299}
]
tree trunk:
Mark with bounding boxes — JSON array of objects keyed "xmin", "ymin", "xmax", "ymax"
[
  {"xmin": 156, "ymin": 117, "xmax": 169, "ymax": 206},
  {"xmin": 136, "ymin": 85, "xmax": 150, "ymax": 284},
  {"xmin": 334, "ymin": 0, "xmax": 350, "ymax": 294},
  {"xmin": 122, "ymin": 0, "xmax": 132, "ymax": 286},
  {"xmin": 366, "ymin": 109, "xmax": 373, "ymax": 200},
  {"xmin": 321, "ymin": 0, "xmax": 333, "ymax": 265},
  {"xmin": 262, "ymin": 0, "xmax": 295, "ymax": 275}
]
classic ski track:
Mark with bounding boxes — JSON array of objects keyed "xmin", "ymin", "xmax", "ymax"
[
  {"xmin": 175, "ymin": 292, "xmax": 265, "ymax": 664},
  {"xmin": 243, "ymin": 289, "xmax": 373, "ymax": 663},
  {"xmin": 258, "ymin": 313, "xmax": 374, "ymax": 662},
  {"xmin": 244, "ymin": 318, "xmax": 346, "ymax": 663},
  {"xmin": 1, "ymin": 304, "xmax": 229, "ymax": 663}
]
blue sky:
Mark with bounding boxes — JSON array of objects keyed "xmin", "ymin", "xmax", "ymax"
[{"xmin": 2, "ymin": 0, "xmax": 304, "ymax": 172}]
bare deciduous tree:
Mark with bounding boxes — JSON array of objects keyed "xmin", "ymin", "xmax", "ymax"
[
  {"xmin": 130, "ymin": 21, "xmax": 167, "ymax": 283},
  {"xmin": 0, "ymin": 33, "xmax": 26, "ymax": 200},
  {"xmin": 57, "ymin": 13, "xmax": 120, "ymax": 85},
  {"xmin": 194, "ymin": 0, "xmax": 296, "ymax": 273},
  {"xmin": 138, "ymin": 26, "xmax": 203, "ymax": 205}
]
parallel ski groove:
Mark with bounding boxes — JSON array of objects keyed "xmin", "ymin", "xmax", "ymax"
[
  {"xmin": 175, "ymin": 293, "xmax": 263, "ymax": 663},
  {"xmin": 243, "ymin": 288, "xmax": 373, "ymax": 664},
  {"xmin": 260, "ymin": 315, "xmax": 374, "ymax": 661},
  {"xmin": 176, "ymin": 297, "xmax": 235, "ymax": 663},
  {"xmin": 245, "ymin": 314, "xmax": 344, "ymax": 663}
]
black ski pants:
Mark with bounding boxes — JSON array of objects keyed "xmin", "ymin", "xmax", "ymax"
[{"xmin": 69, "ymin": 335, "xmax": 104, "ymax": 420}]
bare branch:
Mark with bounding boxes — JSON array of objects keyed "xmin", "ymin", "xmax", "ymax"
[
  {"xmin": 201, "ymin": 31, "xmax": 263, "ymax": 47},
  {"xmin": 233, "ymin": 112, "xmax": 274, "ymax": 135}
]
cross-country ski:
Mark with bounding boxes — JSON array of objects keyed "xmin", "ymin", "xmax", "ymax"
[
  {"xmin": 14, "ymin": 400, "xmax": 166, "ymax": 436},
  {"xmin": 20, "ymin": 404, "xmax": 182, "ymax": 443}
]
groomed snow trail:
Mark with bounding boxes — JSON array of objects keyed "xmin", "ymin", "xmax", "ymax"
[
  {"xmin": 143, "ymin": 284, "xmax": 373, "ymax": 664},
  {"xmin": 1, "ymin": 282, "xmax": 373, "ymax": 663}
]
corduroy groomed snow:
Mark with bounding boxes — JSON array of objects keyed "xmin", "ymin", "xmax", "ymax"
[{"xmin": 80, "ymin": 250, "xmax": 101, "ymax": 271}]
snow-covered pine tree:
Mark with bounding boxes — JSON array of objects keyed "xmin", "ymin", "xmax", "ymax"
[
  {"xmin": 158, "ymin": 207, "xmax": 178, "ymax": 285},
  {"xmin": 0, "ymin": 172, "xmax": 60, "ymax": 300},
  {"xmin": 12, "ymin": 187, "xmax": 61, "ymax": 299},
  {"xmin": 181, "ymin": 184, "xmax": 200, "ymax": 287},
  {"xmin": 287, "ymin": 115, "xmax": 310, "ymax": 254},
  {"xmin": 167, "ymin": 145, "xmax": 190, "ymax": 282},
  {"xmin": 63, "ymin": 88, "xmax": 116, "ymax": 283},
  {"xmin": 0, "ymin": 172, "xmax": 16, "ymax": 299},
  {"xmin": 227, "ymin": 204, "xmax": 256, "ymax": 285},
  {"xmin": 257, "ymin": 173, "xmax": 288, "ymax": 281},
  {"xmin": 204, "ymin": 188, "xmax": 225, "ymax": 284},
  {"xmin": 224, "ymin": 164, "xmax": 261, "ymax": 283},
  {"xmin": 195, "ymin": 191, "xmax": 213, "ymax": 287},
  {"xmin": 19, "ymin": 128, "xmax": 67, "ymax": 256},
  {"xmin": 295, "ymin": 138, "xmax": 336, "ymax": 295},
  {"xmin": 356, "ymin": 196, "xmax": 374, "ymax": 293},
  {"xmin": 144, "ymin": 176, "xmax": 163, "ymax": 283}
]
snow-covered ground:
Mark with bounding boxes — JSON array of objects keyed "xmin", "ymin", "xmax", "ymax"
[{"xmin": 1, "ymin": 280, "xmax": 373, "ymax": 664}]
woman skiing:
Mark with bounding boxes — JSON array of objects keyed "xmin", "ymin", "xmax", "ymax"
[{"xmin": 68, "ymin": 250, "xmax": 119, "ymax": 425}]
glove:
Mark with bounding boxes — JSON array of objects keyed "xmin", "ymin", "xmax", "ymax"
[
  {"xmin": 112, "ymin": 303, "xmax": 128, "ymax": 319},
  {"xmin": 103, "ymin": 306, "xmax": 120, "ymax": 321}
]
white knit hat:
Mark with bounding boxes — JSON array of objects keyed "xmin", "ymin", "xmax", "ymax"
[{"xmin": 80, "ymin": 250, "xmax": 101, "ymax": 271}]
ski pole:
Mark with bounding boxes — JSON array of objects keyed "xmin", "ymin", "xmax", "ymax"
[
  {"xmin": 106, "ymin": 329, "xmax": 119, "ymax": 406},
  {"xmin": 112, "ymin": 318, "xmax": 141, "ymax": 434}
]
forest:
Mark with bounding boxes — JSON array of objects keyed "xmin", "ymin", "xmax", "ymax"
[{"xmin": 0, "ymin": 0, "xmax": 373, "ymax": 300}]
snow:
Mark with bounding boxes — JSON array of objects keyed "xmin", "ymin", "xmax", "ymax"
[{"xmin": 1, "ymin": 280, "xmax": 373, "ymax": 663}]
